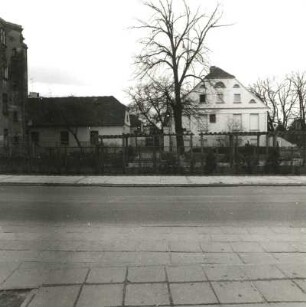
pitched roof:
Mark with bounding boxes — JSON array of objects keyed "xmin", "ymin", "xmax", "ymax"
[
  {"xmin": 27, "ymin": 96, "xmax": 128, "ymax": 128},
  {"xmin": 205, "ymin": 66, "xmax": 235, "ymax": 79}
]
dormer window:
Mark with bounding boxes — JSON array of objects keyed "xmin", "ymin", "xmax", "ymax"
[
  {"xmin": 216, "ymin": 93, "xmax": 224, "ymax": 103},
  {"xmin": 233, "ymin": 84, "xmax": 240, "ymax": 88},
  {"xmin": 234, "ymin": 94, "xmax": 241, "ymax": 103},
  {"xmin": 214, "ymin": 81, "xmax": 225, "ymax": 89},
  {"xmin": 199, "ymin": 94, "xmax": 206, "ymax": 103}
]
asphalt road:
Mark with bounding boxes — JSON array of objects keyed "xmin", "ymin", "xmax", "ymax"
[{"xmin": 0, "ymin": 186, "xmax": 305, "ymax": 225}]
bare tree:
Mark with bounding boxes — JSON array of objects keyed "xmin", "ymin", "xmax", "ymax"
[
  {"xmin": 249, "ymin": 78, "xmax": 296, "ymax": 131},
  {"xmin": 134, "ymin": 0, "xmax": 223, "ymax": 152},
  {"xmin": 287, "ymin": 72, "xmax": 306, "ymax": 130},
  {"xmin": 127, "ymin": 78, "xmax": 173, "ymax": 133}
]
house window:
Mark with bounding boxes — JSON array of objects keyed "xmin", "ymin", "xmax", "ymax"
[
  {"xmin": 31, "ymin": 132, "xmax": 39, "ymax": 145},
  {"xmin": 90, "ymin": 130, "xmax": 99, "ymax": 145},
  {"xmin": 60, "ymin": 131, "xmax": 69, "ymax": 145},
  {"xmin": 249, "ymin": 99, "xmax": 256, "ymax": 104},
  {"xmin": 13, "ymin": 111, "xmax": 18, "ymax": 122},
  {"xmin": 233, "ymin": 114, "xmax": 242, "ymax": 131},
  {"xmin": 209, "ymin": 114, "xmax": 216, "ymax": 123},
  {"xmin": 198, "ymin": 114, "xmax": 208, "ymax": 131},
  {"xmin": 214, "ymin": 81, "xmax": 225, "ymax": 88},
  {"xmin": 0, "ymin": 29, "xmax": 6, "ymax": 45},
  {"xmin": 216, "ymin": 93, "xmax": 224, "ymax": 103},
  {"xmin": 250, "ymin": 114, "xmax": 259, "ymax": 131},
  {"xmin": 234, "ymin": 94, "xmax": 241, "ymax": 103},
  {"xmin": 199, "ymin": 94, "xmax": 206, "ymax": 103},
  {"xmin": 2, "ymin": 93, "xmax": 8, "ymax": 115},
  {"xmin": 233, "ymin": 84, "xmax": 240, "ymax": 88}
]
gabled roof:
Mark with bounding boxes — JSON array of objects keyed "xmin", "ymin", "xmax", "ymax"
[
  {"xmin": 205, "ymin": 66, "xmax": 235, "ymax": 79},
  {"xmin": 27, "ymin": 96, "xmax": 128, "ymax": 128}
]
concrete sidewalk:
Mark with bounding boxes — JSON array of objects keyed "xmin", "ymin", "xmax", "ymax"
[
  {"xmin": 1, "ymin": 174, "xmax": 306, "ymax": 186},
  {"xmin": 0, "ymin": 223, "xmax": 306, "ymax": 306}
]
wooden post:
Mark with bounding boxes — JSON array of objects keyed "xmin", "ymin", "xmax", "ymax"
[
  {"xmin": 265, "ymin": 133, "xmax": 269, "ymax": 156},
  {"xmin": 229, "ymin": 134, "xmax": 234, "ymax": 168},
  {"xmin": 256, "ymin": 133, "xmax": 260, "ymax": 172},
  {"xmin": 122, "ymin": 136, "xmax": 126, "ymax": 174},
  {"xmin": 153, "ymin": 135, "xmax": 157, "ymax": 173},
  {"xmin": 200, "ymin": 133, "xmax": 204, "ymax": 173},
  {"xmin": 190, "ymin": 133, "xmax": 193, "ymax": 173}
]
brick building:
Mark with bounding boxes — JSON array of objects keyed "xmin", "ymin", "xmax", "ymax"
[{"xmin": 0, "ymin": 17, "xmax": 27, "ymax": 147}]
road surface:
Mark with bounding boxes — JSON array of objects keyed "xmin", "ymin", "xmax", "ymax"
[{"xmin": 0, "ymin": 186, "xmax": 305, "ymax": 225}]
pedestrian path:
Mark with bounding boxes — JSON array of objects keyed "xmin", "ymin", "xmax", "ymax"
[
  {"xmin": 0, "ymin": 174, "xmax": 306, "ymax": 186},
  {"xmin": 0, "ymin": 223, "xmax": 305, "ymax": 306}
]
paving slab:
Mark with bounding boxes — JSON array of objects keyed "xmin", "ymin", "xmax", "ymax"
[
  {"xmin": 239, "ymin": 253, "xmax": 278, "ymax": 264},
  {"xmin": 171, "ymin": 253, "xmax": 205, "ymax": 265},
  {"xmin": 86, "ymin": 267, "xmax": 126, "ymax": 283},
  {"xmin": 203, "ymin": 253, "xmax": 243, "ymax": 265},
  {"xmin": 204, "ymin": 265, "xmax": 247, "ymax": 281},
  {"xmin": 231, "ymin": 242, "xmax": 265, "ymax": 252},
  {"xmin": 169, "ymin": 241, "xmax": 202, "ymax": 252},
  {"xmin": 76, "ymin": 284, "xmax": 123, "ymax": 307},
  {"xmin": 128, "ymin": 266, "xmax": 166, "ymax": 282},
  {"xmin": 27, "ymin": 286, "xmax": 80, "ymax": 307},
  {"xmin": 42, "ymin": 267, "xmax": 88, "ymax": 285},
  {"xmin": 0, "ymin": 268, "xmax": 48, "ymax": 290},
  {"xmin": 136, "ymin": 240, "xmax": 168, "ymax": 252},
  {"xmin": 125, "ymin": 283, "xmax": 169, "ymax": 306},
  {"xmin": 170, "ymin": 282, "xmax": 218, "ymax": 305},
  {"xmin": 294, "ymin": 279, "xmax": 306, "ymax": 292},
  {"xmin": 254, "ymin": 280, "xmax": 306, "ymax": 302},
  {"xmin": 137, "ymin": 252, "xmax": 171, "ymax": 265},
  {"xmin": 273, "ymin": 253, "xmax": 306, "ymax": 264},
  {"xmin": 260, "ymin": 242, "xmax": 298, "ymax": 252},
  {"xmin": 0, "ymin": 263, "xmax": 18, "ymax": 284},
  {"xmin": 211, "ymin": 281, "xmax": 265, "ymax": 304},
  {"xmin": 200, "ymin": 242, "xmax": 233, "ymax": 253},
  {"xmin": 166, "ymin": 265, "xmax": 207, "ymax": 282},
  {"xmin": 241, "ymin": 265, "xmax": 286, "ymax": 280}
]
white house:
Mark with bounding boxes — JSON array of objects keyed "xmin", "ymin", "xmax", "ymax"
[
  {"xmin": 180, "ymin": 66, "xmax": 270, "ymax": 146},
  {"xmin": 27, "ymin": 96, "xmax": 131, "ymax": 147}
]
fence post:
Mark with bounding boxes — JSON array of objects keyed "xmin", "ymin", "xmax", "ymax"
[
  {"xmin": 229, "ymin": 134, "xmax": 234, "ymax": 168},
  {"xmin": 189, "ymin": 133, "xmax": 194, "ymax": 173},
  {"xmin": 200, "ymin": 133, "xmax": 204, "ymax": 173},
  {"xmin": 122, "ymin": 136, "xmax": 126, "ymax": 174},
  {"xmin": 153, "ymin": 135, "xmax": 157, "ymax": 173},
  {"xmin": 256, "ymin": 133, "xmax": 260, "ymax": 171},
  {"xmin": 265, "ymin": 133, "xmax": 269, "ymax": 156}
]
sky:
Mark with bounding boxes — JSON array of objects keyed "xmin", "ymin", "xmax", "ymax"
[{"xmin": 2, "ymin": 0, "xmax": 306, "ymax": 105}]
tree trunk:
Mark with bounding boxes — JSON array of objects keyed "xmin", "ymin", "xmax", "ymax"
[{"xmin": 173, "ymin": 104, "xmax": 184, "ymax": 154}]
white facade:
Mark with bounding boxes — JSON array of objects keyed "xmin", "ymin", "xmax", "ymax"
[
  {"xmin": 184, "ymin": 74, "xmax": 269, "ymax": 134},
  {"xmin": 28, "ymin": 110, "xmax": 131, "ymax": 147},
  {"xmin": 176, "ymin": 67, "xmax": 270, "ymax": 146}
]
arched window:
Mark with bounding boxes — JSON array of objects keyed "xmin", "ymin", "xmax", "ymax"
[
  {"xmin": 249, "ymin": 99, "xmax": 256, "ymax": 104},
  {"xmin": 214, "ymin": 81, "xmax": 225, "ymax": 89},
  {"xmin": 233, "ymin": 84, "xmax": 240, "ymax": 88}
]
